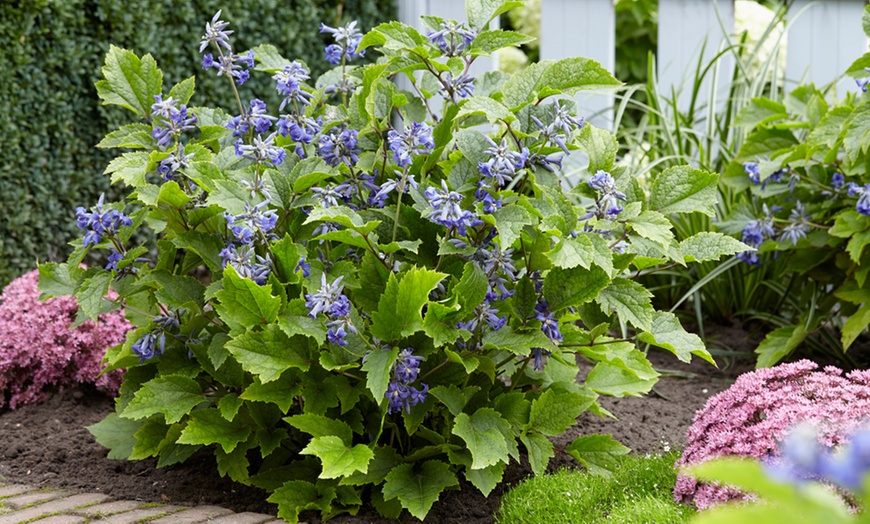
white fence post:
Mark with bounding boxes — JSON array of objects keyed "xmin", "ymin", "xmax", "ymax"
[
  {"xmin": 657, "ymin": 0, "xmax": 735, "ymax": 115},
  {"xmin": 539, "ymin": 0, "xmax": 615, "ymax": 131},
  {"xmin": 786, "ymin": 0, "xmax": 868, "ymax": 99}
]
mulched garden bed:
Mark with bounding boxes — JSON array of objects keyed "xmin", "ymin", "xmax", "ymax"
[{"xmin": 0, "ymin": 323, "xmax": 760, "ymax": 523}]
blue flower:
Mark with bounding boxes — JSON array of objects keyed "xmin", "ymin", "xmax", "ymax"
[
  {"xmin": 427, "ymin": 20, "xmax": 476, "ymax": 57},
  {"xmin": 277, "ymin": 115, "xmax": 321, "ymax": 144},
  {"xmin": 327, "ymin": 324, "xmax": 348, "ymax": 346},
  {"xmin": 832, "ymin": 172, "xmax": 845, "ymax": 189},
  {"xmin": 325, "ymin": 44, "xmax": 343, "ymax": 65},
  {"xmin": 535, "ymin": 302, "xmax": 563, "ymax": 344},
  {"xmin": 424, "ymin": 180, "xmax": 479, "ymax": 235},
  {"xmin": 387, "ymin": 122, "xmax": 435, "ymax": 167},
  {"xmin": 588, "ymin": 170, "xmax": 626, "ymax": 219},
  {"xmin": 780, "ymin": 201, "xmax": 810, "ymax": 246},
  {"xmin": 199, "ymin": 11, "xmax": 233, "ymax": 53},
  {"xmin": 441, "ymin": 72, "xmax": 474, "ymax": 102},
  {"xmin": 219, "ymin": 244, "xmax": 272, "ymax": 284},
  {"xmin": 295, "ymin": 257, "xmax": 311, "ymax": 277},
  {"xmin": 105, "ymin": 250, "xmax": 124, "ymax": 271},
  {"xmin": 156, "ymin": 144, "xmax": 194, "ymax": 181},
  {"xmin": 385, "ymin": 380, "xmax": 429, "ymax": 414},
  {"xmin": 273, "ymin": 62, "xmax": 313, "ymax": 110},
  {"xmin": 132, "ymin": 331, "xmax": 166, "ymax": 362},
  {"xmin": 75, "ymin": 194, "xmax": 132, "ymax": 248},
  {"xmin": 394, "ymin": 348, "xmax": 424, "ymax": 383},
  {"xmin": 317, "ymin": 128, "xmax": 360, "ymax": 167},
  {"xmin": 305, "ymin": 274, "xmax": 347, "ymax": 318},
  {"xmin": 531, "ymin": 347, "xmax": 551, "ymax": 371},
  {"xmin": 854, "ymin": 184, "xmax": 870, "ymax": 216},
  {"xmin": 150, "ymin": 95, "xmax": 197, "ymax": 148},
  {"xmin": 235, "ymin": 133, "xmax": 286, "ymax": 166},
  {"xmin": 320, "ymin": 21, "xmax": 365, "ymax": 62},
  {"xmin": 478, "ymin": 137, "xmax": 528, "ymax": 187},
  {"xmin": 224, "ymin": 199, "xmax": 278, "ymax": 244}
]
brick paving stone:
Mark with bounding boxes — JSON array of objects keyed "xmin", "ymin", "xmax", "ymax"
[
  {"xmin": 0, "ymin": 493, "xmax": 109, "ymax": 524},
  {"xmin": 0, "ymin": 485, "xmax": 36, "ymax": 499},
  {"xmin": 69, "ymin": 500, "xmax": 143, "ymax": 517},
  {"xmin": 28, "ymin": 515, "xmax": 87, "ymax": 523},
  {"xmin": 0, "ymin": 490, "xmax": 68, "ymax": 510},
  {"xmin": 205, "ymin": 512, "xmax": 278, "ymax": 524},
  {"xmin": 94, "ymin": 505, "xmax": 183, "ymax": 524},
  {"xmin": 148, "ymin": 505, "xmax": 233, "ymax": 523}
]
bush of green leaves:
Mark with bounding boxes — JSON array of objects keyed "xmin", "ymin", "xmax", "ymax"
[
  {"xmin": 38, "ymin": 0, "xmax": 745, "ymax": 520},
  {"xmin": 718, "ymin": 6, "xmax": 870, "ymax": 367}
]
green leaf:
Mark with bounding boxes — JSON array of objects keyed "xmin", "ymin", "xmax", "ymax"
[
  {"xmin": 843, "ymin": 99, "xmax": 870, "ymax": 164},
  {"xmin": 575, "ymin": 125, "xmax": 618, "ymax": 173},
  {"xmin": 300, "ymin": 436, "xmax": 374, "ymax": 479},
  {"xmin": 843, "ymin": 304, "xmax": 870, "ymax": 351},
  {"xmin": 455, "ymin": 261, "xmax": 489, "ymax": 313},
  {"xmin": 466, "ymin": 462, "xmax": 505, "ymax": 497},
  {"xmin": 285, "ymin": 414, "xmax": 353, "ymax": 446},
  {"xmin": 251, "ymin": 44, "xmax": 294, "ymax": 73},
  {"xmin": 121, "ymin": 375, "xmax": 205, "ymax": 424},
  {"xmin": 226, "ymin": 324, "xmax": 310, "ymax": 383},
  {"xmin": 97, "ymin": 123, "xmax": 154, "ymax": 149},
  {"xmin": 548, "ymin": 235, "xmax": 594, "ymax": 270},
  {"xmin": 177, "ymin": 408, "xmax": 252, "ymax": 454},
  {"xmin": 481, "ymin": 326, "xmax": 556, "ymax": 356},
  {"xmin": 215, "ymin": 265, "xmax": 282, "ymax": 329},
  {"xmin": 847, "ymin": 230, "xmax": 870, "ymax": 264},
  {"xmin": 528, "ymin": 389, "xmax": 591, "ymax": 437},
  {"xmin": 543, "ymin": 265, "xmax": 610, "ymax": 312},
  {"xmin": 382, "ymin": 461, "xmax": 459, "ymax": 520},
  {"xmin": 130, "ymin": 417, "xmax": 169, "ymax": 460},
  {"xmin": 452, "ymin": 408, "xmax": 512, "ymax": 469},
  {"xmin": 755, "ymin": 325, "xmax": 809, "ymax": 368},
  {"xmin": 466, "ymin": 0, "xmax": 525, "ymax": 31},
  {"xmin": 520, "ymin": 432, "xmax": 554, "ymax": 476},
  {"xmin": 734, "ymin": 97, "xmax": 788, "ymax": 128},
  {"xmin": 502, "ymin": 57, "xmax": 621, "ymax": 109},
  {"xmin": 359, "ymin": 21, "xmax": 427, "ymax": 52},
  {"xmin": 493, "ymin": 205, "xmax": 534, "ymax": 249},
  {"xmin": 470, "ymin": 30, "xmax": 537, "ymax": 56},
  {"xmin": 566, "ymin": 434, "xmax": 630, "ymax": 476},
  {"xmin": 340, "ymin": 446, "xmax": 403, "ymax": 487},
  {"xmin": 278, "ymin": 313, "xmax": 327, "ymax": 346},
  {"xmin": 37, "ymin": 262, "xmax": 76, "ymax": 299},
  {"xmin": 638, "ymin": 311, "xmax": 714, "ymax": 365},
  {"xmin": 627, "ymin": 211, "xmax": 674, "ymax": 246},
  {"xmin": 87, "ymin": 413, "xmax": 143, "ymax": 460},
  {"xmin": 76, "ymin": 271, "xmax": 113, "ymax": 322},
  {"xmin": 595, "ymin": 278, "xmax": 654, "ymax": 331},
  {"xmin": 680, "ymin": 232, "xmax": 752, "ymax": 263},
  {"xmin": 95, "ymin": 45, "xmax": 163, "ymax": 118},
  {"xmin": 370, "ymin": 267, "xmax": 446, "ymax": 342},
  {"xmin": 585, "ymin": 361, "xmax": 657, "ymax": 397},
  {"xmin": 268, "ymin": 480, "xmax": 331, "ymax": 524},
  {"xmin": 105, "ymin": 151, "xmax": 150, "ymax": 187},
  {"xmin": 304, "ymin": 205, "xmax": 379, "ymax": 235},
  {"xmin": 457, "ymin": 96, "xmax": 515, "ymax": 124},
  {"xmin": 456, "ymin": 128, "xmax": 491, "ymax": 165},
  {"xmin": 140, "ymin": 270, "xmax": 205, "ymax": 311},
  {"xmin": 217, "ymin": 393, "xmax": 244, "ymax": 422},
  {"xmin": 423, "ymin": 301, "xmax": 469, "ymax": 347},
  {"xmin": 650, "ymin": 165, "xmax": 718, "ymax": 216},
  {"xmin": 241, "ymin": 377, "xmax": 300, "ymax": 413},
  {"xmin": 809, "ymin": 106, "xmax": 852, "ymax": 150},
  {"xmin": 361, "ymin": 347, "xmax": 399, "ymax": 405}
]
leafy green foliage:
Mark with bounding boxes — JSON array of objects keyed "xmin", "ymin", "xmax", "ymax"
[{"xmin": 55, "ymin": 2, "xmax": 730, "ymax": 520}]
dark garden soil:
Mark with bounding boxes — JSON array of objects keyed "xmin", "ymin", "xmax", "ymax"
[{"xmin": 0, "ymin": 322, "xmax": 762, "ymax": 523}]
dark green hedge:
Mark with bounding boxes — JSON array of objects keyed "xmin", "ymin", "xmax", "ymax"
[{"xmin": 0, "ymin": 0, "xmax": 394, "ymax": 288}]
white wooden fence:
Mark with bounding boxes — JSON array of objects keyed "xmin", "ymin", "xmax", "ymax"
[{"xmin": 395, "ymin": 0, "xmax": 868, "ymax": 129}]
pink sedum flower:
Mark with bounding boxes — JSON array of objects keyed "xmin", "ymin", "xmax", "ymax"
[
  {"xmin": 675, "ymin": 360, "xmax": 870, "ymax": 509},
  {"xmin": 0, "ymin": 269, "xmax": 130, "ymax": 409}
]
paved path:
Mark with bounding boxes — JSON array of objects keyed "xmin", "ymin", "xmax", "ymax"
[{"xmin": 0, "ymin": 483, "xmax": 285, "ymax": 523}]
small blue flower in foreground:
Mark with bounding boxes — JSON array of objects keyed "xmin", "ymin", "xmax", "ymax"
[
  {"xmin": 75, "ymin": 194, "xmax": 132, "ymax": 247},
  {"xmin": 424, "ymin": 180, "xmax": 479, "ymax": 235},
  {"xmin": 317, "ymin": 128, "xmax": 360, "ymax": 167},
  {"xmin": 851, "ymin": 183, "xmax": 870, "ymax": 216},
  {"xmin": 441, "ymin": 72, "xmax": 474, "ymax": 103},
  {"xmin": 588, "ymin": 170, "xmax": 626, "ymax": 218},
  {"xmin": 535, "ymin": 301, "xmax": 563, "ymax": 344},
  {"xmin": 387, "ymin": 122, "xmax": 434, "ymax": 167},
  {"xmin": 219, "ymin": 244, "xmax": 272, "ymax": 285},
  {"xmin": 199, "ymin": 10, "xmax": 233, "ymax": 52},
  {"xmin": 304, "ymin": 273, "xmax": 357, "ymax": 345},
  {"xmin": 427, "ymin": 20, "xmax": 476, "ymax": 57},
  {"xmin": 235, "ymin": 133, "xmax": 286, "ymax": 166},
  {"xmin": 478, "ymin": 137, "xmax": 528, "ymax": 187},
  {"xmin": 132, "ymin": 330, "xmax": 165, "ymax": 362},
  {"xmin": 273, "ymin": 62, "xmax": 313, "ymax": 110},
  {"xmin": 224, "ymin": 199, "xmax": 278, "ymax": 244},
  {"xmin": 320, "ymin": 21, "xmax": 365, "ymax": 63},
  {"xmin": 151, "ymin": 94, "xmax": 197, "ymax": 148},
  {"xmin": 385, "ymin": 348, "xmax": 428, "ymax": 414}
]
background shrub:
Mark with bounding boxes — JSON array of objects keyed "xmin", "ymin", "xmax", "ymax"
[
  {"xmin": 0, "ymin": 0, "xmax": 394, "ymax": 288},
  {"xmin": 0, "ymin": 269, "xmax": 130, "ymax": 409}
]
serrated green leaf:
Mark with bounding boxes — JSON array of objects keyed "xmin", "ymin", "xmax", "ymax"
[
  {"xmin": 218, "ymin": 393, "xmax": 244, "ymax": 421},
  {"xmin": 585, "ymin": 361, "xmax": 657, "ymax": 397},
  {"xmin": 304, "ymin": 205, "xmax": 379, "ymax": 234},
  {"xmin": 240, "ymin": 376, "xmax": 300, "ymax": 413},
  {"xmin": 843, "ymin": 304, "xmax": 870, "ymax": 351},
  {"xmin": 105, "ymin": 151, "xmax": 150, "ymax": 187},
  {"xmin": 576, "ymin": 124, "xmax": 618, "ymax": 173},
  {"xmin": 548, "ymin": 235, "xmax": 594, "ymax": 269},
  {"xmin": 755, "ymin": 324, "xmax": 808, "ymax": 368},
  {"xmin": 121, "ymin": 375, "xmax": 205, "ymax": 424},
  {"xmin": 520, "ymin": 432, "xmax": 554, "ymax": 476},
  {"xmin": 370, "ymin": 267, "xmax": 446, "ymax": 342},
  {"xmin": 77, "ymin": 272, "xmax": 113, "ymax": 322},
  {"xmin": 359, "ymin": 21, "xmax": 427, "ymax": 52},
  {"xmin": 168, "ymin": 76, "xmax": 195, "ymax": 105},
  {"xmin": 215, "ymin": 265, "xmax": 282, "ymax": 329},
  {"xmin": 502, "ymin": 57, "xmax": 621, "ymax": 109},
  {"xmin": 467, "ymin": 0, "xmax": 525, "ymax": 31},
  {"xmin": 457, "ymin": 96, "xmax": 515, "ymax": 124},
  {"xmin": 650, "ymin": 165, "xmax": 718, "ymax": 216},
  {"xmin": 638, "ymin": 311, "xmax": 714, "ymax": 365},
  {"xmin": 734, "ymin": 97, "xmax": 788, "ymax": 128},
  {"xmin": 340, "ymin": 446, "xmax": 404, "ymax": 487},
  {"xmin": 595, "ymin": 278, "xmax": 653, "ymax": 331},
  {"xmin": 627, "ymin": 211, "xmax": 674, "ymax": 246},
  {"xmin": 452, "ymin": 409, "xmax": 512, "ymax": 469},
  {"xmin": 278, "ymin": 313, "xmax": 327, "ymax": 346},
  {"xmin": 285, "ymin": 414, "xmax": 354, "ymax": 446},
  {"xmin": 529, "ymin": 389, "xmax": 591, "ymax": 437},
  {"xmin": 226, "ymin": 324, "xmax": 310, "ymax": 383},
  {"xmin": 251, "ymin": 43, "xmax": 294, "ymax": 73},
  {"xmin": 469, "ymin": 29, "xmax": 537, "ymax": 56},
  {"xmin": 466, "ymin": 462, "xmax": 505, "ymax": 497},
  {"xmin": 268, "ymin": 480, "xmax": 331, "ymax": 524},
  {"xmin": 680, "ymin": 232, "xmax": 752, "ymax": 263},
  {"xmin": 87, "ymin": 413, "xmax": 144, "ymax": 460},
  {"xmin": 543, "ymin": 265, "xmax": 610, "ymax": 312},
  {"xmin": 97, "ymin": 123, "xmax": 154, "ymax": 149},
  {"xmin": 37, "ymin": 262, "xmax": 76, "ymax": 299},
  {"xmin": 423, "ymin": 301, "xmax": 469, "ymax": 347},
  {"xmin": 382, "ymin": 461, "xmax": 458, "ymax": 520},
  {"xmin": 362, "ymin": 347, "xmax": 399, "ymax": 406},
  {"xmin": 129, "ymin": 417, "xmax": 169, "ymax": 460},
  {"xmin": 566, "ymin": 434, "xmax": 630, "ymax": 476},
  {"xmin": 493, "ymin": 205, "xmax": 535, "ymax": 249},
  {"xmin": 140, "ymin": 270, "xmax": 205, "ymax": 311},
  {"xmin": 300, "ymin": 436, "xmax": 374, "ymax": 479},
  {"xmin": 95, "ymin": 45, "xmax": 163, "ymax": 118},
  {"xmin": 177, "ymin": 408, "xmax": 252, "ymax": 453},
  {"xmin": 843, "ymin": 99, "xmax": 870, "ymax": 164},
  {"xmin": 481, "ymin": 326, "xmax": 556, "ymax": 356}
]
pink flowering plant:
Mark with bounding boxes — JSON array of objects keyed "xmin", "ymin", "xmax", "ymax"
[
  {"xmin": 718, "ymin": 5, "xmax": 870, "ymax": 366},
  {"xmin": 675, "ymin": 360, "xmax": 870, "ymax": 510},
  {"xmin": 0, "ymin": 269, "xmax": 128, "ymax": 410},
  {"xmin": 39, "ymin": 0, "xmax": 743, "ymax": 521}
]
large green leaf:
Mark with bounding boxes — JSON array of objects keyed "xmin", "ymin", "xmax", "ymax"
[
  {"xmin": 469, "ymin": 30, "xmax": 537, "ymax": 56},
  {"xmin": 452, "ymin": 408, "xmax": 512, "ymax": 470},
  {"xmin": 361, "ymin": 347, "xmax": 399, "ymax": 404},
  {"xmin": 638, "ymin": 311, "xmax": 715, "ymax": 365},
  {"xmin": 177, "ymin": 408, "xmax": 252, "ymax": 453},
  {"xmin": 492, "ymin": 204, "xmax": 535, "ymax": 249},
  {"xmin": 627, "ymin": 211, "xmax": 674, "ymax": 246},
  {"xmin": 755, "ymin": 325, "xmax": 808, "ymax": 368},
  {"xmin": 370, "ymin": 267, "xmax": 446, "ymax": 342},
  {"xmin": 77, "ymin": 271, "xmax": 113, "ymax": 322},
  {"xmin": 547, "ymin": 235, "xmax": 594, "ymax": 269},
  {"xmin": 285, "ymin": 414, "xmax": 354, "ymax": 445},
  {"xmin": 225, "ymin": 324, "xmax": 310, "ymax": 383},
  {"xmin": 382, "ymin": 461, "xmax": 459, "ymax": 520},
  {"xmin": 543, "ymin": 265, "xmax": 610, "ymax": 312},
  {"xmin": 466, "ymin": 0, "xmax": 525, "ymax": 31},
  {"xmin": 215, "ymin": 265, "xmax": 282, "ymax": 329},
  {"xmin": 457, "ymin": 96, "xmax": 515, "ymax": 124},
  {"xmin": 843, "ymin": 304, "xmax": 870, "ymax": 351},
  {"xmin": 585, "ymin": 361, "xmax": 657, "ymax": 397},
  {"xmin": 481, "ymin": 326, "xmax": 556, "ymax": 356},
  {"xmin": 300, "ymin": 436, "xmax": 374, "ymax": 479},
  {"xmin": 95, "ymin": 45, "xmax": 163, "ymax": 118},
  {"xmin": 120, "ymin": 375, "xmax": 205, "ymax": 424},
  {"xmin": 87, "ymin": 413, "xmax": 144, "ymax": 460},
  {"xmin": 595, "ymin": 278, "xmax": 654, "ymax": 331},
  {"xmin": 520, "ymin": 432, "xmax": 554, "ymax": 477},
  {"xmin": 649, "ymin": 165, "xmax": 718, "ymax": 216},
  {"xmin": 502, "ymin": 57, "xmax": 621, "ymax": 108},
  {"xmin": 268, "ymin": 480, "xmax": 333, "ymax": 524},
  {"xmin": 566, "ymin": 434, "xmax": 630, "ymax": 476},
  {"xmin": 528, "ymin": 389, "xmax": 592, "ymax": 437},
  {"xmin": 680, "ymin": 232, "xmax": 752, "ymax": 263}
]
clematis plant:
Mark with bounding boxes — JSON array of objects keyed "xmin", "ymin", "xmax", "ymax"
[{"xmin": 38, "ymin": 1, "xmax": 746, "ymax": 521}]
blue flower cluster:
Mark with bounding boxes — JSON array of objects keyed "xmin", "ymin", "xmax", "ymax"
[
  {"xmin": 847, "ymin": 182, "xmax": 870, "ymax": 216},
  {"xmin": 219, "ymin": 244, "xmax": 272, "ymax": 285},
  {"xmin": 199, "ymin": 11, "xmax": 254, "ymax": 85},
  {"xmin": 385, "ymin": 348, "xmax": 428, "ymax": 414},
  {"xmin": 305, "ymin": 274, "xmax": 356, "ymax": 346},
  {"xmin": 224, "ymin": 200, "xmax": 278, "ymax": 245},
  {"xmin": 131, "ymin": 309, "xmax": 182, "ymax": 362},
  {"xmin": 737, "ymin": 205, "xmax": 776, "ymax": 265},
  {"xmin": 273, "ymin": 62, "xmax": 314, "ymax": 110},
  {"xmin": 478, "ymin": 137, "xmax": 529, "ymax": 188},
  {"xmin": 765, "ymin": 424, "xmax": 870, "ymax": 492},
  {"xmin": 75, "ymin": 194, "xmax": 132, "ymax": 248},
  {"xmin": 531, "ymin": 101, "xmax": 585, "ymax": 156},
  {"xmin": 234, "ymin": 132, "xmax": 286, "ymax": 166},
  {"xmin": 151, "ymin": 94, "xmax": 197, "ymax": 148},
  {"xmin": 317, "ymin": 128, "xmax": 360, "ymax": 167},
  {"xmin": 427, "ymin": 20, "xmax": 476, "ymax": 57},
  {"xmin": 424, "ymin": 180, "xmax": 480, "ymax": 235},
  {"xmin": 387, "ymin": 122, "xmax": 434, "ymax": 167},
  {"xmin": 588, "ymin": 170, "xmax": 626, "ymax": 219},
  {"xmin": 156, "ymin": 144, "xmax": 194, "ymax": 182},
  {"xmin": 320, "ymin": 21, "xmax": 365, "ymax": 65},
  {"xmin": 743, "ymin": 160, "xmax": 790, "ymax": 191},
  {"xmin": 219, "ymin": 199, "xmax": 278, "ymax": 284},
  {"xmin": 441, "ymin": 72, "xmax": 475, "ymax": 103}
]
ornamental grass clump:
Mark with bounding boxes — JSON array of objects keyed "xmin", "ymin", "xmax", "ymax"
[
  {"xmin": 39, "ymin": 1, "xmax": 750, "ymax": 521},
  {"xmin": 0, "ymin": 269, "xmax": 128, "ymax": 410},
  {"xmin": 674, "ymin": 360, "xmax": 870, "ymax": 510}
]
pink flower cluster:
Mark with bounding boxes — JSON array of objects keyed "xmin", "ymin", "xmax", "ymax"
[
  {"xmin": 0, "ymin": 269, "xmax": 130, "ymax": 409},
  {"xmin": 674, "ymin": 359, "xmax": 870, "ymax": 509}
]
